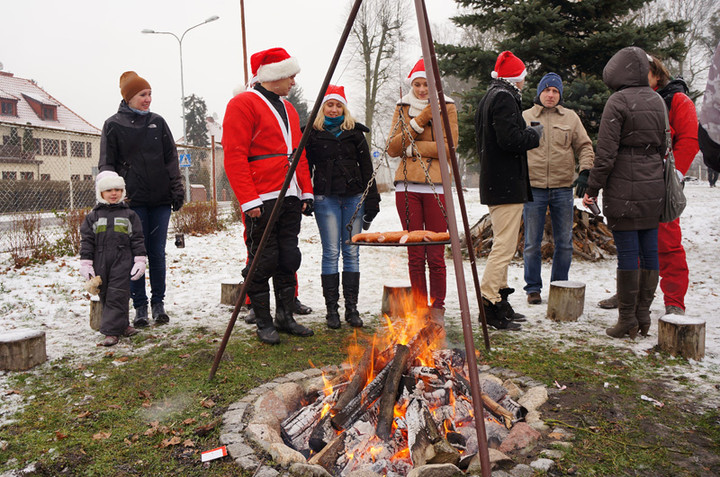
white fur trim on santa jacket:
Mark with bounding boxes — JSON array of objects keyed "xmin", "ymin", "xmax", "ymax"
[{"xmin": 222, "ymin": 89, "xmax": 313, "ymax": 211}]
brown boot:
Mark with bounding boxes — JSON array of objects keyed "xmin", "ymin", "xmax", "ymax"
[
  {"xmin": 598, "ymin": 293, "xmax": 618, "ymax": 309},
  {"xmin": 636, "ymin": 269, "xmax": 659, "ymax": 336},
  {"xmin": 606, "ymin": 270, "xmax": 639, "ymax": 339}
]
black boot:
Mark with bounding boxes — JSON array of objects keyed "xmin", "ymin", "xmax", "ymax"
[
  {"xmin": 248, "ymin": 292, "xmax": 280, "ymax": 345},
  {"xmin": 342, "ymin": 271, "xmax": 363, "ymax": 328},
  {"xmin": 243, "ymin": 305, "xmax": 256, "ymax": 325},
  {"xmin": 636, "ymin": 269, "xmax": 659, "ymax": 337},
  {"xmin": 481, "ymin": 298, "xmax": 521, "ymax": 331},
  {"xmin": 293, "ymin": 297, "xmax": 313, "ymax": 315},
  {"xmin": 274, "ymin": 286, "xmax": 314, "ymax": 337},
  {"xmin": 321, "ymin": 274, "xmax": 341, "ymax": 329},
  {"xmin": 134, "ymin": 305, "xmax": 149, "ymax": 328},
  {"xmin": 606, "ymin": 270, "xmax": 639, "ymax": 339},
  {"xmin": 151, "ymin": 302, "xmax": 170, "ymax": 324},
  {"xmin": 499, "ymin": 287, "xmax": 526, "ymax": 322}
]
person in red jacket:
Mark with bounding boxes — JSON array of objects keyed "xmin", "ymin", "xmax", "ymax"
[
  {"xmin": 223, "ymin": 47, "xmax": 315, "ymax": 344},
  {"xmin": 597, "ymin": 55, "xmax": 699, "ymax": 316}
]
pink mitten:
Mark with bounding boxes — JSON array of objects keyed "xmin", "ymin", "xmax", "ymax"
[
  {"xmin": 130, "ymin": 256, "xmax": 147, "ymax": 281},
  {"xmin": 79, "ymin": 259, "xmax": 95, "ymax": 281}
]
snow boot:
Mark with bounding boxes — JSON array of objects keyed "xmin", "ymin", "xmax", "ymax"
[
  {"xmin": 342, "ymin": 271, "xmax": 363, "ymax": 328},
  {"xmin": 249, "ymin": 292, "xmax": 280, "ymax": 345},
  {"xmin": 152, "ymin": 302, "xmax": 170, "ymax": 324},
  {"xmin": 244, "ymin": 305, "xmax": 256, "ymax": 324},
  {"xmin": 293, "ymin": 297, "xmax": 313, "ymax": 315},
  {"xmin": 636, "ymin": 269, "xmax": 659, "ymax": 337},
  {"xmin": 598, "ymin": 293, "xmax": 619, "ymax": 309},
  {"xmin": 606, "ymin": 270, "xmax": 639, "ymax": 339},
  {"xmin": 481, "ymin": 298, "xmax": 521, "ymax": 331},
  {"xmin": 499, "ymin": 287, "xmax": 526, "ymax": 321},
  {"xmin": 274, "ymin": 287, "xmax": 314, "ymax": 337},
  {"xmin": 133, "ymin": 305, "xmax": 149, "ymax": 328},
  {"xmin": 321, "ymin": 274, "xmax": 341, "ymax": 329}
]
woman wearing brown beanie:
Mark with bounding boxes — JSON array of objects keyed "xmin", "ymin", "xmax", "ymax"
[{"xmin": 98, "ymin": 71, "xmax": 185, "ymax": 328}]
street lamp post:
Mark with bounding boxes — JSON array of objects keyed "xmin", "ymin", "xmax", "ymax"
[{"xmin": 142, "ymin": 15, "xmax": 220, "ymax": 201}]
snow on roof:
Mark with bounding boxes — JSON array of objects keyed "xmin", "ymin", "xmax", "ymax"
[{"xmin": 0, "ymin": 72, "xmax": 100, "ymax": 135}]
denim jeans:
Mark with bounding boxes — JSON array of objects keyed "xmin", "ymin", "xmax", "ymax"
[
  {"xmin": 130, "ymin": 204, "xmax": 171, "ymax": 308},
  {"xmin": 613, "ymin": 228, "xmax": 659, "ymax": 271},
  {"xmin": 523, "ymin": 187, "xmax": 574, "ymax": 294},
  {"xmin": 314, "ymin": 194, "xmax": 363, "ymax": 275}
]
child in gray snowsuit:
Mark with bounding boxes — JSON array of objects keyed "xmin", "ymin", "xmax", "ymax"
[{"xmin": 80, "ymin": 171, "xmax": 147, "ymax": 346}]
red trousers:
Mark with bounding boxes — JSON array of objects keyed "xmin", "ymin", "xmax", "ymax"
[
  {"xmin": 396, "ymin": 191, "xmax": 448, "ymax": 309},
  {"xmin": 658, "ymin": 218, "xmax": 688, "ymax": 309}
]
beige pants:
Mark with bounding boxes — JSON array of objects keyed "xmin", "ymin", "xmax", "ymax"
[{"xmin": 481, "ymin": 203, "xmax": 524, "ymax": 304}]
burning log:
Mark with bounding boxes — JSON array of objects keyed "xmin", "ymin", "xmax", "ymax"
[
  {"xmin": 308, "ymin": 413, "xmax": 335, "ymax": 453},
  {"xmin": 406, "ymin": 398, "xmax": 460, "ymax": 467},
  {"xmin": 480, "ymin": 394, "xmax": 514, "ymax": 430},
  {"xmin": 281, "ymin": 395, "xmax": 327, "ymax": 450},
  {"xmin": 308, "ymin": 429, "xmax": 347, "ymax": 473},
  {"xmin": 376, "ymin": 344, "xmax": 410, "ymax": 440},
  {"xmin": 332, "ymin": 346, "xmax": 376, "ymax": 414},
  {"xmin": 331, "ymin": 365, "xmax": 390, "ymax": 431}
]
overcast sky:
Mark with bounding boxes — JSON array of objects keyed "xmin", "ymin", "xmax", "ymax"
[{"xmin": 1, "ymin": 0, "xmax": 459, "ymax": 139}]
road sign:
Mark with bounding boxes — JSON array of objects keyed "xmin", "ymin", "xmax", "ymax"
[{"xmin": 179, "ymin": 153, "xmax": 191, "ymax": 168}]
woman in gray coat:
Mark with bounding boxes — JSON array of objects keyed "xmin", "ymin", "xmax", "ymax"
[{"xmin": 583, "ymin": 46, "xmax": 666, "ymax": 339}]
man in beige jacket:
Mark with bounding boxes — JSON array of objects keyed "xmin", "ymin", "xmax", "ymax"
[{"xmin": 522, "ymin": 73, "xmax": 594, "ymax": 305}]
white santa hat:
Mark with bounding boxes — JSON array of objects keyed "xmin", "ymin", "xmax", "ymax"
[
  {"xmin": 491, "ymin": 51, "xmax": 527, "ymax": 83},
  {"xmin": 96, "ymin": 170, "xmax": 126, "ymax": 204},
  {"xmin": 251, "ymin": 47, "xmax": 301, "ymax": 84},
  {"xmin": 406, "ymin": 59, "xmax": 426, "ymax": 85},
  {"xmin": 323, "ymin": 85, "xmax": 347, "ymax": 106}
]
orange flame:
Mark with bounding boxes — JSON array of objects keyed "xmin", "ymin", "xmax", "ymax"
[
  {"xmin": 368, "ymin": 445, "xmax": 383, "ymax": 461},
  {"xmin": 392, "ymin": 447, "xmax": 410, "ymax": 460},
  {"xmin": 321, "ymin": 371, "xmax": 333, "ymax": 397},
  {"xmin": 320, "ymin": 402, "xmax": 331, "ymax": 419}
]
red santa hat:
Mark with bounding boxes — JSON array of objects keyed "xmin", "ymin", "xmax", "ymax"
[
  {"xmin": 251, "ymin": 47, "xmax": 301, "ymax": 84},
  {"xmin": 323, "ymin": 85, "xmax": 347, "ymax": 106},
  {"xmin": 491, "ymin": 51, "xmax": 527, "ymax": 83},
  {"xmin": 406, "ymin": 59, "xmax": 426, "ymax": 84}
]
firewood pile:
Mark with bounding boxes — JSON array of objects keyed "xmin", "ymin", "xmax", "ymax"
[
  {"xmin": 462, "ymin": 206, "xmax": 616, "ymax": 261},
  {"xmin": 280, "ymin": 320, "xmax": 527, "ymax": 475}
]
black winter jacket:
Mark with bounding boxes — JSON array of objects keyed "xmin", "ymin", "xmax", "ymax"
[
  {"xmin": 586, "ymin": 46, "xmax": 666, "ymax": 231},
  {"xmin": 99, "ymin": 102, "xmax": 184, "ymax": 207},
  {"xmin": 475, "ymin": 79, "xmax": 539, "ymax": 205},
  {"xmin": 305, "ymin": 123, "xmax": 380, "ymax": 213}
]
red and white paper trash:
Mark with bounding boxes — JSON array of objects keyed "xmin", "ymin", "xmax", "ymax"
[{"xmin": 201, "ymin": 445, "xmax": 228, "ymax": 462}]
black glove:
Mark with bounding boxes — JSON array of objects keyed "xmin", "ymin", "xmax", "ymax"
[
  {"xmin": 362, "ymin": 208, "xmax": 379, "ymax": 231},
  {"xmin": 302, "ymin": 199, "xmax": 314, "ymax": 216},
  {"xmin": 527, "ymin": 123, "xmax": 544, "ymax": 140},
  {"xmin": 171, "ymin": 196, "xmax": 184, "ymax": 212},
  {"xmin": 573, "ymin": 170, "xmax": 590, "ymax": 198}
]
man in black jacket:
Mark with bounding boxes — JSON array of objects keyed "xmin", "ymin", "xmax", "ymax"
[{"xmin": 475, "ymin": 51, "xmax": 542, "ymax": 331}]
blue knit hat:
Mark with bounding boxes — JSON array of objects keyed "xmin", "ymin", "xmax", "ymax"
[{"xmin": 536, "ymin": 72, "xmax": 563, "ymax": 101}]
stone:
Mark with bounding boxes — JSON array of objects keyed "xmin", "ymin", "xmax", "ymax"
[
  {"xmin": 489, "ymin": 472, "xmax": 512, "ymax": 477},
  {"xmin": 478, "ymin": 373, "xmax": 503, "ymax": 387},
  {"xmin": 269, "ymin": 442, "xmax": 306, "ymax": 467},
  {"xmin": 530, "ymin": 458, "xmax": 555, "ymax": 471},
  {"xmin": 285, "ymin": 371, "xmax": 307, "ymax": 381},
  {"xmin": 540, "ymin": 449, "xmax": 564, "ymax": 459},
  {"xmin": 227, "ymin": 442, "xmax": 255, "ymax": 458},
  {"xmin": 303, "ymin": 367, "xmax": 323, "ymax": 377},
  {"xmin": 223, "ymin": 410, "xmax": 245, "ymax": 428},
  {"xmin": 288, "ymin": 463, "xmax": 333, "ymax": 477},
  {"xmin": 466, "ymin": 449, "xmax": 512, "ymax": 475},
  {"xmin": 253, "ymin": 391, "xmax": 289, "ymax": 426},
  {"xmin": 498, "ymin": 423, "xmax": 541, "ymax": 454},
  {"xmin": 502, "ymin": 380, "xmax": 522, "ymax": 400},
  {"xmin": 407, "ymin": 463, "xmax": 464, "ymax": 477},
  {"xmin": 246, "ymin": 423, "xmax": 284, "ymax": 451},
  {"xmin": 551, "ymin": 441, "xmax": 572, "ymax": 449},
  {"xmin": 219, "ymin": 432, "xmax": 243, "ymax": 446},
  {"xmin": 235, "ymin": 455, "xmax": 260, "ymax": 471},
  {"xmin": 346, "ymin": 470, "xmax": 383, "ymax": 477},
  {"xmin": 228, "ymin": 401, "xmax": 248, "ymax": 412},
  {"xmin": 301, "ymin": 376, "xmax": 325, "ymax": 396},
  {"xmin": 272, "ymin": 382, "xmax": 305, "ymax": 413},
  {"xmin": 508, "ymin": 464, "xmax": 533, "ymax": 477},
  {"xmin": 548, "ymin": 427, "xmax": 574, "ymax": 440},
  {"xmin": 517, "ymin": 386, "xmax": 548, "ymax": 412},
  {"xmin": 255, "ymin": 466, "xmax": 280, "ymax": 477}
]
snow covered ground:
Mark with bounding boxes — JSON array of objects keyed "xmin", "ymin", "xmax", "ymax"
[{"xmin": 1, "ymin": 183, "xmax": 718, "ymax": 423}]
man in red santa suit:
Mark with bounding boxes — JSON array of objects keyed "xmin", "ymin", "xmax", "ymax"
[{"xmin": 223, "ymin": 47, "xmax": 314, "ymax": 344}]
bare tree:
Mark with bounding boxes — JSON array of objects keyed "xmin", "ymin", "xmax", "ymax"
[{"xmin": 637, "ymin": 0, "xmax": 719, "ymax": 90}]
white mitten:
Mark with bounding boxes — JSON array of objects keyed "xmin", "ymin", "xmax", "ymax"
[
  {"xmin": 130, "ymin": 256, "xmax": 147, "ymax": 281},
  {"xmin": 79, "ymin": 259, "xmax": 95, "ymax": 281}
]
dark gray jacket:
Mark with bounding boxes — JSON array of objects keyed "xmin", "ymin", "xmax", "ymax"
[
  {"xmin": 99, "ymin": 102, "xmax": 184, "ymax": 207},
  {"xmin": 586, "ymin": 47, "xmax": 666, "ymax": 231}
]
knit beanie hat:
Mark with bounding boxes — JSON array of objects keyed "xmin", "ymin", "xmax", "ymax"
[
  {"xmin": 491, "ymin": 51, "xmax": 527, "ymax": 83},
  {"xmin": 323, "ymin": 85, "xmax": 347, "ymax": 106},
  {"xmin": 96, "ymin": 170, "xmax": 126, "ymax": 204},
  {"xmin": 119, "ymin": 71, "xmax": 151, "ymax": 103},
  {"xmin": 251, "ymin": 47, "xmax": 300, "ymax": 84},
  {"xmin": 406, "ymin": 59, "xmax": 426, "ymax": 84},
  {"xmin": 536, "ymin": 72, "xmax": 563, "ymax": 101}
]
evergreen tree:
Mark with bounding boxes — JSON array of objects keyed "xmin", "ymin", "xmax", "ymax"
[
  {"xmin": 287, "ymin": 85, "xmax": 310, "ymax": 128},
  {"xmin": 436, "ymin": 0, "xmax": 687, "ymax": 159},
  {"xmin": 183, "ymin": 94, "xmax": 209, "ymax": 148}
]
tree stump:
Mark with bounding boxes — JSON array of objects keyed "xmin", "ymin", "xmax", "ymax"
[
  {"xmin": 658, "ymin": 316, "xmax": 705, "ymax": 361},
  {"xmin": 221, "ymin": 279, "xmax": 242, "ymax": 306},
  {"xmin": 381, "ymin": 281, "xmax": 414, "ymax": 317},
  {"xmin": 0, "ymin": 329, "xmax": 47, "ymax": 371},
  {"xmin": 546, "ymin": 280, "xmax": 585, "ymax": 322},
  {"xmin": 89, "ymin": 296, "xmax": 102, "ymax": 331}
]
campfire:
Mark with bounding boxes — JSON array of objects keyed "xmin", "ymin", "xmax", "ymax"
[{"xmin": 280, "ymin": 299, "xmax": 528, "ymax": 475}]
